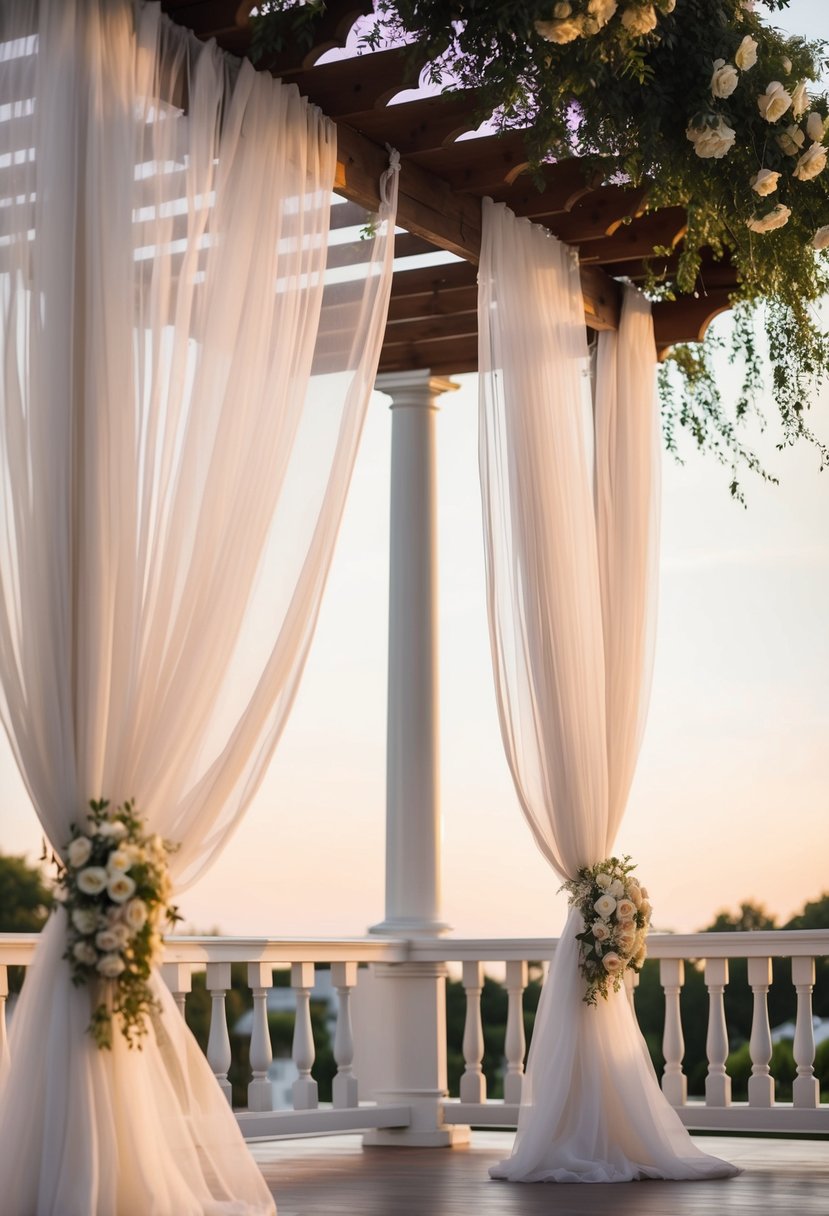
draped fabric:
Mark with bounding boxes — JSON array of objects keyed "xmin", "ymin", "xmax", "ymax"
[
  {"xmin": 0, "ymin": 1, "xmax": 398, "ymax": 1212},
  {"xmin": 478, "ymin": 200, "xmax": 736, "ymax": 1182}
]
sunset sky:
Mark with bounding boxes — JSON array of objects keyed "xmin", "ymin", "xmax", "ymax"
[{"xmin": 1, "ymin": 1, "xmax": 826, "ymax": 941}]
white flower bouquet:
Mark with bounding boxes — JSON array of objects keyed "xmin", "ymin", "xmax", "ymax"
[
  {"xmin": 561, "ymin": 855, "xmax": 652, "ymax": 1006},
  {"xmin": 59, "ymin": 799, "xmax": 180, "ymax": 1048}
]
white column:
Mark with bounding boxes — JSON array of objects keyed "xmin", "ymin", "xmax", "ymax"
[{"xmin": 371, "ymin": 369, "xmax": 458, "ymax": 937}]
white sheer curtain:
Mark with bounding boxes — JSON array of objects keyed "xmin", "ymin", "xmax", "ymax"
[
  {"xmin": 478, "ymin": 200, "xmax": 737, "ymax": 1183},
  {"xmin": 0, "ymin": 1, "xmax": 398, "ymax": 1212}
]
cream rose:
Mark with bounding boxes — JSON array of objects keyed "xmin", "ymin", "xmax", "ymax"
[
  {"xmin": 77, "ymin": 866, "xmax": 108, "ymax": 896},
  {"xmin": 71, "ymin": 907, "xmax": 98, "ymax": 935},
  {"xmin": 602, "ymin": 951, "xmax": 623, "ymax": 974},
  {"xmin": 111, "ymin": 923, "xmax": 131, "ymax": 948},
  {"xmin": 553, "ymin": 1, "xmax": 572, "ymax": 15},
  {"xmin": 750, "ymin": 168, "xmax": 780, "ymax": 196},
  {"xmin": 535, "ymin": 16, "xmax": 583, "ymax": 42},
  {"xmin": 777, "ymin": 124, "xmax": 806, "ymax": 156},
  {"xmin": 620, "ymin": 4, "xmax": 657, "ymax": 36},
  {"xmin": 73, "ymin": 941, "xmax": 98, "ymax": 966},
  {"xmin": 710, "ymin": 59, "xmax": 738, "ymax": 99},
  {"xmin": 794, "ymin": 141, "xmax": 827, "ymax": 181},
  {"xmin": 594, "ymin": 893, "xmax": 617, "ymax": 918},
  {"xmin": 95, "ymin": 928, "xmax": 120, "ymax": 952},
  {"xmin": 67, "ymin": 836, "xmax": 93, "ymax": 868},
  {"xmin": 807, "ymin": 112, "xmax": 828, "ymax": 143},
  {"xmin": 608, "ymin": 878, "xmax": 625, "ymax": 899},
  {"xmin": 595, "ymin": 871, "xmax": 612, "ymax": 890},
  {"xmin": 97, "ymin": 953, "xmax": 126, "ymax": 978},
  {"xmin": 734, "ymin": 35, "xmax": 758, "ymax": 71},
  {"xmin": 687, "ymin": 117, "xmax": 736, "ymax": 159},
  {"xmin": 107, "ymin": 849, "xmax": 132, "ymax": 874},
  {"xmin": 588, "ymin": 0, "xmax": 618, "ymax": 27},
  {"xmin": 592, "ymin": 921, "xmax": 610, "ymax": 942},
  {"xmin": 791, "ymin": 81, "xmax": 809, "ymax": 120},
  {"xmin": 812, "ymin": 225, "xmax": 829, "ymax": 250},
  {"xmin": 640, "ymin": 896, "xmax": 654, "ymax": 919},
  {"xmin": 97, "ymin": 820, "xmax": 128, "ymax": 841},
  {"xmin": 628, "ymin": 883, "xmax": 643, "ymax": 908},
  {"xmin": 757, "ymin": 82, "xmax": 792, "ymax": 124},
  {"xmin": 617, "ymin": 927, "xmax": 637, "ymax": 953},
  {"xmin": 616, "ymin": 898, "xmax": 636, "ymax": 920},
  {"xmin": 107, "ymin": 873, "xmax": 137, "ymax": 904},
  {"xmin": 781, "ymin": 55, "xmax": 792, "ymax": 76},
  {"xmin": 124, "ymin": 898, "xmax": 148, "ymax": 931}
]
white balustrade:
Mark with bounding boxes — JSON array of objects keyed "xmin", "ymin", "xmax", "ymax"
[
  {"xmin": 161, "ymin": 962, "xmax": 192, "ymax": 1016},
  {"xmin": 247, "ymin": 962, "xmax": 274, "ymax": 1113},
  {"xmin": 206, "ymin": 961, "xmax": 233, "ymax": 1104},
  {"xmin": 291, "ymin": 961, "xmax": 318, "ymax": 1111},
  {"xmin": 0, "ymin": 965, "xmax": 9, "ymax": 1074},
  {"xmin": 503, "ymin": 960, "xmax": 527, "ymax": 1105},
  {"xmin": 792, "ymin": 956, "xmax": 819, "ymax": 1109},
  {"xmin": 459, "ymin": 961, "xmax": 486, "ymax": 1103},
  {"xmin": 704, "ymin": 957, "xmax": 731, "ymax": 1107},
  {"xmin": 660, "ymin": 958, "xmax": 687, "ymax": 1105},
  {"xmin": 747, "ymin": 956, "xmax": 775, "ymax": 1107},
  {"xmin": 332, "ymin": 962, "xmax": 359, "ymax": 1109}
]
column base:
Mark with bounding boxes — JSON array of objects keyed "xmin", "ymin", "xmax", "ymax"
[
  {"xmin": 363, "ymin": 1124, "xmax": 470, "ymax": 1148},
  {"xmin": 369, "ymin": 917, "xmax": 451, "ymax": 938}
]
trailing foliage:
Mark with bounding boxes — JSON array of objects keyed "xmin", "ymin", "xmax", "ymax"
[{"xmin": 252, "ymin": 1, "xmax": 829, "ymax": 488}]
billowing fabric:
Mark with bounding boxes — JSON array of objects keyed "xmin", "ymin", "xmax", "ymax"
[
  {"xmin": 478, "ymin": 199, "xmax": 736, "ymax": 1183},
  {"xmin": 0, "ymin": 1, "xmax": 398, "ymax": 1211}
]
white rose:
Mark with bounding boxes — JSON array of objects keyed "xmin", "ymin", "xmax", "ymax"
[
  {"xmin": 67, "ymin": 836, "xmax": 92, "ymax": 868},
  {"xmin": 750, "ymin": 168, "xmax": 780, "ymax": 195},
  {"xmin": 77, "ymin": 866, "xmax": 108, "ymax": 896},
  {"xmin": 791, "ymin": 81, "xmax": 809, "ymax": 120},
  {"xmin": 777, "ymin": 124, "xmax": 805, "ymax": 156},
  {"xmin": 95, "ymin": 928, "xmax": 120, "ymax": 952},
  {"xmin": 710, "ymin": 59, "xmax": 739, "ymax": 99},
  {"xmin": 594, "ymin": 893, "xmax": 617, "ymax": 918},
  {"xmin": 640, "ymin": 896, "xmax": 655, "ymax": 919},
  {"xmin": 111, "ymin": 923, "xmax": 131, "ymax": 948},
  {"xmin": 793, "ymin": 141, "xmax": 827, "ymax": 182},
  {"xmin": 616, "ymin": 898, "xmax": 636, "ymax": 920},
  {"xmin": 534, "ymin": 16, "xmax": 584, "ymax": 42},
  {"xmin": 806, "ymin": 112, "xmax": 827, "ymax": 143},
  {"xmin": 97, "ymin": 820, "xmax": 128, "ymax": 841},
  {"xmin": 812, "ymin": 225, "xmax": 829, "ymax": 250},
  {"xmin": 107, "ymin": 873, "xmax": 137, "ymax": 904},
  {"xmin": 73, "ymin": 941, "xmax": 98, "ymax": 966},
  {"xmin": 71, "ymin": 907, "xmax": 98, "ymax": 935},
  {"xmin": 687, "ymin": 117, "xmax": 736, "ymax": 159},
  {"xmin": 747, "ymin": 204, "xmax": 792, "ymax": 233},
  {"xmin": 602, "ymin": 951, "xmax": 623, "ymax": 974},
  {"xmin": 757, "ymin": 82, "xmax": 792, "ymax": 124},
  {"xmin": 553, "ymin": 1, "xmax": 572, "ymax": 15},
  {"xmin": 617, "ymin": 926, "xmax": 637, "ymax": 953},
  {"xmin": 592, "ymin": 921, "xmax": 610, "ymax": 942},
  {"xmin": 97, "ymin": 953, "xmax": 126, "ymax": 978},
  {"xmin": 595, "ymin": 872, "xmax": 612, "ymax": 890},
  {"xmin": 620, "ymin": 4, "xmax": 657, "ymax": 36},
  {"xmin": 124, "ymin": 898, "xmax": 148, "ymax": 931},
  {"xmin": 781, "ymin": 55, "xmax": 792, "ymax": 76},
  {"xmin": 588, "ymin": 0, "xmax": 617, "ymax": 27},
  {"xmin": 734, "ymin": 35, "xmax": 758, "ymax": 71},
  {"xmin": 627, "ymin": 883, "xmax": 643, "ymax": 908},
  {"xmin": 608, "ymin": 878, "xmax": 625, "ymax": 898},
  {"xmin": 106, "ymin": 849, "xmax": 131, "ymax": 875}
]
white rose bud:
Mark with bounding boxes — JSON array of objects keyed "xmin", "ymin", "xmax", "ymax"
[
  {"xmin": 794, "ymin": 142, "xmax": 828, "ymax": 181},
  {"xmin": 553, "ymin": 1, "xmax": 572, "ymax": 16},
  {"xmin": 594, "ymin": 893, "xmax": 617, "ymax": 918},
  {"xmin": 73, "ymin": 941, "xmax": 98, "ymax": 966},
  {"xmin": 812, "ymin": 225, "xmax": 829, "ymax": 250},
  {"xmin": 734, "ymin": 34, "xmax": 758, "ymax": 71},
  {"xmin": 97, "ymin": 953, "xmax": 126, "ymax": 978},
  {"xmin": 781, "ymin": 55, "xmax": 792, "ymax": 75},
  {"xmin": 77, "ymin": 866, "xmax": 108, "ymax": 896},
  {"xmin": 67, "ymin": 836, "xmax": 92, "ymax": 868},
  {"xmin": 124, "ymin": 898, "xmax": 148, "ymax": 932},
  {"xmin": 806, "ymin": 112, "xmax": 827, "ymax": 143},
  {"xmin": 71, "ymin": 907, "xmax": 98, "ymax": 935},
  {"xmin": 107, "ymin": 873, "xmax": 137, "ymax": 904},
  {"xmin": 588, "ymin": 0, "xmax": 618, "ymax": 28},
  {"xmin": 620, "ymin": 4, "xmax": 657, "ymax": 36},
  {"xmin": 757, "ymin": 81, "xmax": 793, "ymax": 124},
  {"xmin": 711, "ymin": 59, "xmax": 739, "ymax": 99},
  {"xmin": 602, "ymin": 951, "xmax": 624, "ymax": 974},
  {"xmin": 791, "ymin": 80, "xmax": 809, "ymax": 120},
  {"xmin": 777, "ymin": 123, "xmax": 806, "ymax": 156},
  {"xmin": 750, "ymin": 168, "xmax": 780, "ymax": 195}
]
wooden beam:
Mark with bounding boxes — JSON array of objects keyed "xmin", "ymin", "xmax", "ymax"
[
  {"xmin": 576, "ymin": 208, "xmax": 687, "ymax": 264},
  {"xmin": 378, "ymin": 332, "xmax": 479, "ymax": 376},
  {"xmin": 652, "ymin": 289, "xmax": 733, "ymax": 350},
  {"xmin": 278, "ymin": 48, "xmax": 424, "ymax": 116},
  {"xmin": 346, "ymin": 90, "xmax": 485, "ymax": 154},
  {"xmin": 407, "ymin": 131, "xmax": 535, "ymax": 193}
]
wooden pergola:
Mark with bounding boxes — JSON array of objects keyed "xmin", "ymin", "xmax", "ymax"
[{"xmin": 162, "ymin": 0, "xmax": 738, "ymax": 372}]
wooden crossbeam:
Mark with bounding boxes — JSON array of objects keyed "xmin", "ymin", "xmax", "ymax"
[{"xmin": 346, "ymin": 90, "xmax": 485, "ymax": 155}]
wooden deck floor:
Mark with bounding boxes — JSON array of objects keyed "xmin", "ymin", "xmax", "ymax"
[{"xmin": 251, "ymin": 1131, "xmax": 828, "ymax": 1216}]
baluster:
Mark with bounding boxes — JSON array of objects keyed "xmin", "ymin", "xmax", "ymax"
[
  {"xmin": 503, "ymin": 960, "xmax": 527, "ymax": 1105},
  {"xmin": 460, "ymin": 961, "xmax": 486, "ymax": 1103},
  {"xmin": 0, "ymin": 966, "xmax": 9, "ymax": 1073},
  {"xmin": 206, "ymin": 962, "xmax": 232, "ymax": 1104},
  {"xmin": 747, "ymin": 956, "xmax": 774, "ymax": 1106},
  {"xmin": 247, "ymin": 963, "xmax": 274, "ymax": 1112},
  {"xmin": 161, "ymin": 963, "xmax": 192, "ymax": 1017},
  {"xmin": 704, "ymin": 958, "xmax": 731, "ymax": 1106},
  {"xmin": 660, "ymin": 959, "xmax": 687, "ymax": 1105},
  {"xmin": 625, "ymin": 965, "xmax": 640, "ymax": 1008},
  {"xmin": 331, "ymin": 962, "xmax": 359, "ymax": 1108},
  {"xmin": 792, "ymin": 957, "xmax": 819, "ymax": 1108},
  {"xmin": 291, "ymin": 962, "xmax": 318, "ymax": 1110}
]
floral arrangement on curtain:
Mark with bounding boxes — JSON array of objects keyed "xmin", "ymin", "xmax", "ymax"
[
  {"xmin": 0, "ymin": 1, "xmax": 398, "ymax": 1212},
  {"xmin": 478, "ymin": 199, "xmax": 738, "ymax": 1183}
]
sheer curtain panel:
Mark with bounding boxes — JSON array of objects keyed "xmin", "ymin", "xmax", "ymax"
[
  {"xmin": 0, "ymin": 1, "xmax": 399, "ymax": 1213},
  {"xmin": 478, "ymin": 200, "xmax": 736, "ymax": 1183}
]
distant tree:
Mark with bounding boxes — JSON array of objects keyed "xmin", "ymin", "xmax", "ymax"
[
  {"xmin": 708, "ymin": 901, "xmax": 777, "ymax": 933},
  {"xmin": 785, "ymin": 892, "xmax": 829, "ymax": 1018},
  {"xmin": 0, "ymin": 853, "xmax": 53, "ymax": 932}
]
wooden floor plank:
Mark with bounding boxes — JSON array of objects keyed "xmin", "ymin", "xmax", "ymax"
[{"xmin": 249, "ymin": 1132, "xmax": 829, "ymax": 1216}]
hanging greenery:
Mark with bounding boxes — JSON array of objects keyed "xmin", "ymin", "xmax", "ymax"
[{"xmin": 251, "ymin": 1, "xmax": 829, "ymax": 491}]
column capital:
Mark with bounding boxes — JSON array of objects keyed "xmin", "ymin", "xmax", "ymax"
[{"xmin": 375, "ymin": 369, "xmax": 460, "ymax": 408}]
